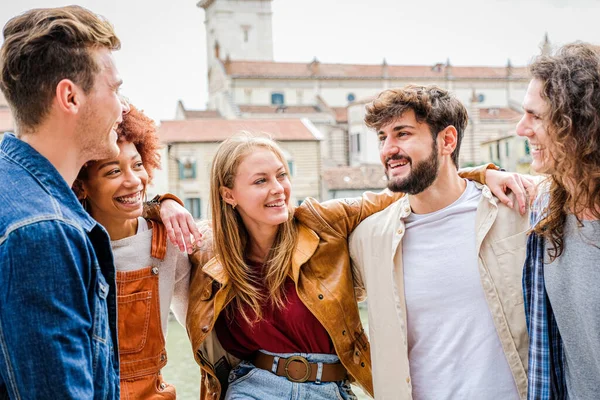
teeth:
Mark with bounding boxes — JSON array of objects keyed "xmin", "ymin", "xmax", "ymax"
[
  {"xmin": 116, "ymin": 192, "xmax": 141, "ymax": 204},
  {"xmin": 266, "ymin": 202, "xmax": 284, "ymax": 207},
  {"xmin": 389, "ymin": 160, "xmax": 408, "ymax": 168}
]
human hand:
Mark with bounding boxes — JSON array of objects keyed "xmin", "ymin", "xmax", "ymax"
[
  {"xmin": 160, "ymin": 199, "xmax": 202, "ymax": 253},
  {"xmin": 485, "ymin": 170, "xmax": 535, "ymax": 215}
]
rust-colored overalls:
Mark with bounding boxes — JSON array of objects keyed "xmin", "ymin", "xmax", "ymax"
[{"xmin": 117, "ymin": 220, "xmax": 176, "ymax": 399}]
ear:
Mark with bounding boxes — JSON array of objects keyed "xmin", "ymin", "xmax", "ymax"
[
  {"xmin": 55, "ymin": 79, "xmax": 83, "ymax": 116},
  {"xmin": 73, "ymin": 179, "xmax": 88, "ymax": 200},
  {"xmin": 439, "ymin": 125, "xmax": 458, "ymax": 157},
  {"xmin": 219, "ymin": 186, "xmax": 236, "ymax": 206}
]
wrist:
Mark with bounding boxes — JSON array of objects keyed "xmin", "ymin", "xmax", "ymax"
[{"xmin": 150, "ymin": 193, "xmax": 184, "ymax": 207}]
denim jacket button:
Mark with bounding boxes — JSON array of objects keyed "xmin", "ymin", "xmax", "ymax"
[{"xmin": 152, "ymin": 267, "xmax": 159, "ymax": 275}]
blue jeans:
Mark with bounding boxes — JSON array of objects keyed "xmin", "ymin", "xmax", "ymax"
[{"xmin": 226, "ymin": 351, "xmax": 357, "ymax": 400}]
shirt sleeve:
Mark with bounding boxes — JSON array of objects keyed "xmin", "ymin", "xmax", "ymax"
[
  {"xmin": 296, "ymin": 190, "xmax": 403, "ymax": 238},
  {"xmin": 171, "ymin": 251, "xmax": 191, "ymax": 327},
  {"xmin": 0, "ymin": 221, "xmax": 96, "ymax": 399}
]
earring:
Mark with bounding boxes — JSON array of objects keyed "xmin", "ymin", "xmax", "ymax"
[{"xmin": 232, "ymin": 203, "xmax": 237, "ymax": 210}]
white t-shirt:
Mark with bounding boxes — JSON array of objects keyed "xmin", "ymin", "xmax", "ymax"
[{"xmin": 402, "ymin": 180, "xmax": 519, "ymax": 400}]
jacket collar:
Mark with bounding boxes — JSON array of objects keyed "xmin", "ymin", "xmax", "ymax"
[
  {"xmin": 291, "ymin": 223, "xmax": 320, "ymax": 282},
  {"xmin": 201, "ymin": 223, "xmax": 320, "ymax": 285},
  {"xmin": 1, "ymin": 133, "xmax": 96, "ymax": 232}
]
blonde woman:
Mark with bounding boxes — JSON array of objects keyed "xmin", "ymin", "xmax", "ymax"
[{"xmin": 185, "ymin": 134, "xmax": 527, "ymax": 400}]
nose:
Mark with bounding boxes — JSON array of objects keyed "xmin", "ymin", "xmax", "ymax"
[
  {"xmin": 270, "ymin": 179, "xmax": 284, "ymax": 195},
  {"xmin": 120, "ymin": 95, "xmax": 131, "ymax": 115},
  {"xmin": 516, "ymin": 115, "xmax": 531, "ymax": 137},
  {"xmin": 123, "ymin": 168, "xmax": 142, "ymax": 188},
  {"xmin": 380, "ymin": 136, "xmax": 400, "ymax": 162}
]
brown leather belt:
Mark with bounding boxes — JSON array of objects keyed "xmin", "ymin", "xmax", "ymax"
[{"xmin": 252, "ymin": 352, "xmax": 347, "ymax": 383}]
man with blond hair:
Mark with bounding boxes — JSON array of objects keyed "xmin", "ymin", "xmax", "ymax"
[
  {"xmin": 0, "ymin": 6, "xmax": 128, "ymax": 398},
  {"xmin": 350, "ymin": 85, "xmax": 530, "ymax": 399}
]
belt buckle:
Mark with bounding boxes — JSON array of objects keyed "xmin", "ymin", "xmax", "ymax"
[{"xmin": 284, "ymin": 355, "xmax": 311, "ymax": 383}]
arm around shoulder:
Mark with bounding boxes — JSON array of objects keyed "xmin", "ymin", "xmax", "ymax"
[{"xmin": 296, "ymin": 190, "xmax": 403, "ymax": 238}]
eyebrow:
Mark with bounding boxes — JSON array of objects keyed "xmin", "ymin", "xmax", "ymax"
[
  {"xmin": 378, "ymin": 124, "xmax": 415, "ymax": 135},
  {"xmin": 97, "ymin": 154, "xmax": 139, "ymax": 170},
  {"xmin": 249, "ymin": 166, "xmax": 285, "ymax": 178}
]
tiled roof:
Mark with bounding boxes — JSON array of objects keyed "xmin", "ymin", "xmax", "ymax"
[
  {"xmin": 159, "ymin": 118, "xmax": 320, "ymax": 143},
  {"xmin": 481, "ymin": 134, "xmax": 517, "ymax": 145},
  {"xmin": 184, "ymin": 109, "xmax": 221, "ymax": 119},
  {"xmin": 332, "ymin": 107, "xmax": 348, "ymax": 123},
  {"xmin": 323, "ymin": 164, "xmax": 387, "ymax": 190},
  {"xmin": 478, "ymin": 107, "xmax": 522, "ymax": 121},
  {"xmin": 224, "ymin": 60, "xmax": 529, "ymax": 80},
  {"xmin": 239, "ymin": 105, "xmax": 322, "ymax": 114}
]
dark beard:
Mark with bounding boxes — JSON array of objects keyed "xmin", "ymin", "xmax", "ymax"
[{"xmin": 386, "ymin": 141, "xmax": 439, "ymax": 194}]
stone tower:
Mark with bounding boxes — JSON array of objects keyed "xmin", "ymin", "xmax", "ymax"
[{"xmin": 198, "ymin": 0, "xmax": 274, "ymax": 67}]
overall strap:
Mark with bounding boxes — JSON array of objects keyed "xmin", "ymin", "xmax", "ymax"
[{"xmin": 148, "ymin": 219, "xmax": 168, "ymax": 261}]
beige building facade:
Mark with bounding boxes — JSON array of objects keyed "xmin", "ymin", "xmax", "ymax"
[{"xmin": 196, "ymin": 0, "xmax": 533, "ymax": 172}]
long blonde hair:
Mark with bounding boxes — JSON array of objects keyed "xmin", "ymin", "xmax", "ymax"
[{"xmin": 210, "ymin": 133, "xmax": 298, "ymax": 322}]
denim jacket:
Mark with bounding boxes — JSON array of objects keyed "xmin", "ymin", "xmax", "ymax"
[{"xmin": 0, "ymin": 133, "xmax": 119, "ymax": 399}]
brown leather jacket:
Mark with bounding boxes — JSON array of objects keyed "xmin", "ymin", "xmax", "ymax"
[{"xmin": 185, "ymin": 166, "xmax": 492, "ymax": 400}]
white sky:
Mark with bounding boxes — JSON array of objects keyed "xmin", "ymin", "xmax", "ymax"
[{"xmin": 1, "ymin": 0, "xmax": 599, "ymax": 122}]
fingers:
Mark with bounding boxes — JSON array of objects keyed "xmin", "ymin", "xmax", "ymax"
[
  {"xmin": 177, "ymin": 215, "xmax": 193, "ymax": 254},
  {"xmin": 509, "ymin": 175, "xmax": 527, "ymax": 215},
  {"xmin": 163, "ymin": 218, "xmax": 178, "ymax": 249},
  {"xmin": 494, "ymin": 187, "xmax": 514, "ymax": 211},
  {"xmin": 187, "ymin": 215, "xmax": 202, "ymax": 246},
  {"xmin": 171, "ymin": 223, "xmax": 186, "ymax": 253}
]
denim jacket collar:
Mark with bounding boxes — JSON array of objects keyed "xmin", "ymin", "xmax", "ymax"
[{"xmin": 1, "ymin": 133, "xmax": 96, "ymax": 232}]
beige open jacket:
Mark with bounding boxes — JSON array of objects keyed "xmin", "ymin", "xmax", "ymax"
[{"xmin": 349, "ymin": 182, "xmax": 530, "ymax": 400}]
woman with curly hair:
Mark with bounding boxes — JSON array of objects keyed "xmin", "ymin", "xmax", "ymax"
[
  {"xmin": 517, "ymin": 42, "xmax": 600, "ymax": 400},
  {"xmin": 73, "ymin": 105, "xmax": 191, "ymax": 399}
]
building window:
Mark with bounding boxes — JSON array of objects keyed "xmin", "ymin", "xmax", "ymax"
[
  {"xmin": 489, "ymin": 145, "xmax": 494, "ymax": 161},
  {"xmin": 185, "ymin": 198, "xmax": 202, "ymax": 219},
  {"xmin": 244, "ymin": 89, "xmax": 252, "ymax": 104},
  {"xmin": 350, "ymin": 133, "xmax": 361, "ymax": 153},
  {"xmin": 287, "ymin": 160, "xmax": 295, "ymax": 177},
  {"xmin": 241, "ymin": 25, "xmax": 251, "ymax": 43},
  {"xmin": 524, "ymin": 140, "xmax": 530, "ymax": 155},
  {"xmin": 271, "ymin": 92, "xmax": 285, "ymax": 105},
  {"xmin": 178, "ymin": 159, "xmax": 196, "ymax": 180},
  {"xmin": 347, "ymin": 93, "xmax": 356, "ymax": 102},
  {"xmin": 296, "ymin": 90, "xmax": 303, "ymax": 105},
  {"xmin": 505, "ymin": 141, "xmax": 510, "ymax": 157}
]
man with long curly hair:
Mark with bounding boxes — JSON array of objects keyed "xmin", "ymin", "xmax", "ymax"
[{"xmin": 517, "ymin": 42, "xmax": 600, "ymax": 400}]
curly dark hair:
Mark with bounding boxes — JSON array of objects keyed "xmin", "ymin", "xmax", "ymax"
[
  {"xmin": 73, "ymin": 104, "xmax": 161, "ymax": 198},
  {"xmin": 530, "ymin": 42, "xmax": 600, "ymax": 260},
  {"xmin": 364, "ymin": 85, "xmax": 468, "ymax": 167}
]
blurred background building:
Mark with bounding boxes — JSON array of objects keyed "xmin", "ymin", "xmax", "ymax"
[{"xmin": 153, "ymin": 0, "xmax": 538, "ymax": 210}]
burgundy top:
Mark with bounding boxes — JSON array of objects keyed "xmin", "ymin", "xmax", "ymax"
[{"xmin": 214, "ymin": 260, "xmax": 335, "ymax": 359}]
